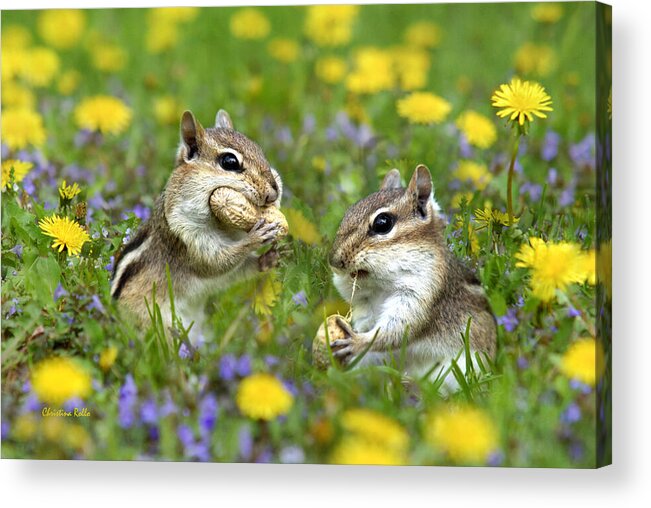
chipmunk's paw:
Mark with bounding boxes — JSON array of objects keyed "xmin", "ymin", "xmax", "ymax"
[
  {"xmin": 257, "ymin": 247, "xmax": 279, "ymax": 272},
  {"xmin": 248, "ymin": 219, "xmax": 281, "ymax": 247},
  {"xmin": 330, "ymin": 317, "xmax": 360, "ymax": 364}
]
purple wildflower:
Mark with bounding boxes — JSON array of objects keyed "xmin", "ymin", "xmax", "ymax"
[
  {"xmin": 264, "ymin": 355, "xmax": 279, "ymax": 367},
  {"xmin": 160, "ymin": 392, "xmax": 177, "ymax": 417},
  {"xmin": 569, "ymin": 442, "xmax": 584, "ymax": 461},
  {"xmin": 178, "ymin": 343, "xmax": 191, "ymax": 359},
  {"xmin": 280, "ymin": 446, "xmax": 305, "ymax": 464},
  {"xmin": 559, "ymin": 184, "xmax": 575, "ymax": 207},
  {"xmin": 63, "ymin": 397, "xmax": 85, "ymax": 412},
  {"xmin": 9, "ymin": 244, "xmax": 23, "ymax": 259},
  {"xmin": 198, "ymin": 393, "xmax": 218, "ymax": 438},
  {"xmin": 567, "ymin": 306, "xmax": 581, "ymax": 318},
  {"xmin": 291, "ymin": 290, "xmax": 308, "ymax": 308},
  {"xmin": 520, "ymin": 182, "xmax": 543, "ymax": 202},
  {"xmin": 87, "ymin": 294, "xmax": 105, "ymax": 314},
  {"xmin": 569, "ymin": 379, "xmax": 592, "ymax": 394},
  {"xmin": 131, "ymin": 203, "xmax": 151, "ymax": 221},
  {"xmin": 7, "ymin": 298, "xmax": 20, "ymax": 318},
  {"xmin": 21, "ymin": 393, "xmax": 42, "ymax": 413},
  {"xmin": 53, "ymin": 283, "xmax": 68, "ymax": 302},
  {"xmin": 1, "ymin": 420, "xmax": 9, "ymax": 440},
  {"xmin": 497, "ymin": 307, "xmax": 519, "ymax": 332},
  {"xmin": 105, "ymin": 256, "xmax": 115, "ymax": 273},
  {"xmin": 487, "ymin": 450, "xmax": 504, "ymax": 466},
  {"xmin": 236, "ymin": 355, "xmax": 252, "ymax": 377},
  {"xmin": 547, "ymin": 168, "xmax": 558, "ymax": 186},
  {"xmin": 140, "ymin": 398, "xmax": 158, "ymax": 426},
  {"xmin": 177, "ymin": 424, "xmax": 194, "ymax": 448},
  {"xmin": 238, "ymin": 425, "xmax": 253, "ymax": 461},
  {"xmin": 302, "ymin": 114, "xmax": 316, "ymax": 135},
  {"xmin": 219, "ymin": 354, "xmax": 237, "ymax": 381},
  {"xmin": 541, "ymin": 131, "xmax": 561, "ymax": 161},
  {"xmin": 118, "ymin": 374, "xmax": 138, "ymax": 429},
  {"xmin": 256, "ymin": 447, "xmax": 273, "ymax": 464},
  {"xmin": 459, "ymin": 134, "xmax": 474, "ymax": 158},
  {"xmin": 516, "ymin": 356, "xmax": 529, "ymax": 370},
  {"xmin": 569, "ymin": 134, "xmax": 595, "ymax": 169},
  {"xmin": 560, "ymin": 403, "xmax": 582, "ymax": 424}
]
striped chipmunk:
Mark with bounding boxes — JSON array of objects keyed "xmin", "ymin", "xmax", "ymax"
[
  {"xmin": 110, "ymin": 109, "xmax": 284, "ymax": 340},
  {"xmin": 327, "ymin": 165, "xmax": 496, "ymax": 390}
]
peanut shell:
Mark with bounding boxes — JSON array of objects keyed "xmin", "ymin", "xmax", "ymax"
[
  {"xmin": 210, "ymin": 187, "xmax": 258, "ymax": 230},
  {"xmin": 312, "ymin": 315, "xmax": 349, "ymax": 370},
  {"xmin": 260, "ymin": 206, "xmax": 289, "ymax": 239}
]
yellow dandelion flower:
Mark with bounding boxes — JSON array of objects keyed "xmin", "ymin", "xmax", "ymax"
[
  {"xmin": 315, "ymin": 56, "xmax": 347, "ymax": 84},
  {"xmin": 453, "ymin": 160, "xmax": 492, "ymax": 190},
  {"xmin": 153, "ymin": 95, "xmax": 184, "ymax": 125},
  {"xmin": 397, "ymin": 91, "xmax": 452, "ymax": 124},
  {"xmin": 267, "ymin": 38, "xmax": 300, "ymax": 63},
  {"xmin": 341, "ymin": 408, "xmax": 409, "ymax": 453},
  {"xmin": 31, "ymin": 357, "xmax": 92, "ymax": 405},
  {"xmin": 74, "ymin": 95, "xmax": 132, "ymax": 135},
  {"xmin": 391, "ymin": 46, "xmax": 431, "ymax": 91},
  {"xmin": 2, "ymin": 49, "xmax": 27, "ymax": 81},
  {"xmin": 1, "ymin": 81, "xmax": 36, "ymax": 109},
  {"xmin": 451, "ymin": 191, "xmax": 474, "ymax": 209},
  {"xmin": 38, "ymin": 215, "xmax": 90, "ymax": 256},
  {"xmin": 474, "ymin": 206, "xmax": 517, "ymax": 229},
  {"xmin": 37, "ymin": 9, "xmax": 86, "ymax": 49},
  {"xmin": 146, "ymin": 20, "xmax": 178, "ymax": 53},
  {"xmin": 404, "ymin": 21, "xmax": 442, "ymax": 49},
  {"xmin": 2, "ymin": 160, "xmax": 34, "ymax": 189},
  {"xmin": 21, "ymin": 47, "xmax": 60, "ymax": 87},
  {"xmin": 515, "ymin": 238, "xmax": 588, "ymax": 302},
  {"xmin": 59, "ymin": 180, "xmax": 81, "ymax": 200},
  {"xmin": 2, "ymin": 24, "xmax": 32, "ymax": 50},
  {"xmin": 304, "ymin": 5, "xmax": 359, "ymax": 47},
  {"xmin": 346, "ymin": 47, "xmax": 395, "ymax": 94},
  {"xmin": 91, "ymin": 43, "xmax": 128, "ymax": 73},
  {"xmin": 253, "ymin": 273, "xmax": 282, "ymax": 317},
  {"xmin": 57, "ymin": 70, "xmax": 81, "ymax": 96},
  {"xmin": 514, "ymin": 43, "xmax": 557, "ymax": 77},
  {"xmin": 236, "ymin": 373, "xmax": 293, "ymax": 421},
  {"xmin": 456, "ymin": 110, "xmax": 498, "ymax": 149},
  {"xmin": 284, "ymin": 208, "xmax": 321, "ymax": 245},
  {"xmin": 560, "ymin": 337, "xmax": 605, "ymax": 386},
  {"xmin": 491, "ymin": 77, "xmax": 553, "ymax": 127},
  {"xmin": 1, "ymin": 108, "xmax": 47, "ymax": 151},
  {"xmin": 331, "ymin": 437, "xmax": 406, "ymax": 465},
  {"xmin": 149, "ymin": 7, "xmax": 199, "ymax": 23},
  {"xmin": 14, "ymin": 414, "xmax": 39, "ymax": 441},
  {"xmin": 579, "ymin": 249, "xmax": 596, "ymax": 285},
  {"xmin": 230, "ymin": 8, "xmax": 270, "ymax": 40},
  {"xmin": 98, "ymin": 346, "xmax": 118, "ymax": 371},
  {"xmin": 531, "ymin": 3, "xmax": 564, "ymax": 24},
  {"xmin": 424, "ymin": 406, "xmax": 498, "ymax": 463}
]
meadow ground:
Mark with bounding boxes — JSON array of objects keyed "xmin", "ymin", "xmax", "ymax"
[{"xmin": 1, "ymin": 3, "xmax": 611, "ymax": 467}]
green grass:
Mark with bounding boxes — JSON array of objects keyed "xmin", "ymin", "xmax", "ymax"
[{"xmin": 1, "ymin": 3, "xmax": 609, "ymax": 467}]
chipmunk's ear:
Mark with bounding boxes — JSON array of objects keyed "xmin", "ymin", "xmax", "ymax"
[
  {"xmin": 380, "ymin": 169, "xmax": 403, "ymax": 190},
  {"xmin": 180, "ymin": 110, "xmax": 204, "ymax": 160},
  {"xmin": 215, "ymin": 109, "xmax": 234, "ymax": 130},
  {"xmin": 408, "ymin": 164, "xmax": 435, "ymax": 218}
]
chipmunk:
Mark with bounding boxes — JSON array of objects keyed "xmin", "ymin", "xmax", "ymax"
[
  {"xmin": 328, "ymin": 165, "xmax": 496, "ymax": 390},
  {"xmin": 110, "ymin": 109, "xmax": 283, "ymax": 339}
]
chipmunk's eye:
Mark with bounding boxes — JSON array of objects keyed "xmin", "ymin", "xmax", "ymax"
[
  {"xmin": 371, "ymin": 213, "xmax": 395, "ymax": 235},
  {"xmin": 219, "ymin": 152, "xmax": 242, "ymax": 172}
]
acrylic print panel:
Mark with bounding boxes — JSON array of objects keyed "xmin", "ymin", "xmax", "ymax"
[{"xmin": 0, "ymin": 2, "xmax": 611, "ymax": 468}]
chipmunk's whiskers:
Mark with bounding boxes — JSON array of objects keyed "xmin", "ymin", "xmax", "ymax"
[{"xmin": 346, "ymin": 272, "xmax": 359, "ymax": 321}]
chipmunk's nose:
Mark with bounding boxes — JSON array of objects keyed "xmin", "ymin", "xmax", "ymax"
[
  {"xmin": 264, "ymin": 178, "xmax": 279, "ymax": 205},
  {"xmin": 328, "ymin": 249, "xmax": 346, "ymax": 270}
]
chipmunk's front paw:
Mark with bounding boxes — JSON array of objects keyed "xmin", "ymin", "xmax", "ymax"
[
  {"xmin": 248, "ymin": 218, "xmax": 281, "ymax": 248},
  {"xmin": 257, "ymin": 247, "xmax": 279, "ymax": 272},
  {"xmin": 330, "ymin": 317, "xmax": 364, "ymax": 365}
]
